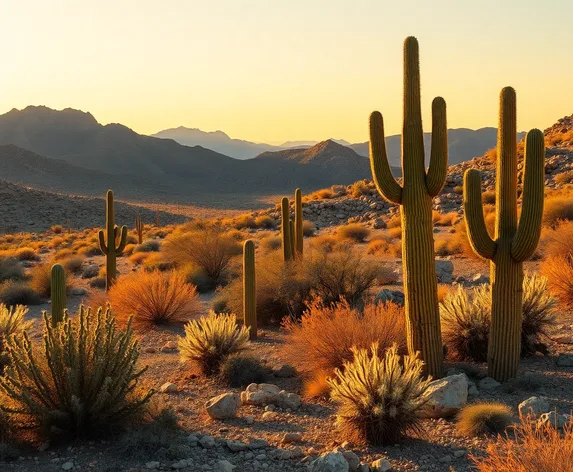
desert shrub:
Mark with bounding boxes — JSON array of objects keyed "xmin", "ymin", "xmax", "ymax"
[
  {"xmin": 164, "ymin": 226, "xmax": 241, "ymax": 286},
  {"xmin": 387, "ymin": 227, "xmax": 402, "ymax": 239},
  {"xmin": 482, "ymin": 191, "xmax": 496, "ymax": 205},
  {"xmin": 123, "ymin": 243, "xmax": 137, "ymax": 256},
  {"xmin": 218, "ymin": 354, "xmax": 268, "ymax": 387},
  {"xmin": 351, "ymin": 181, "xmax": 370, "ymax": 198},
  {"xmin": 543, "ymin": 196, "xmax": 573, "ymax": 228},
  {"xmin": 302, "ymin": 220, "xmax": 316, "ymax": 237},
  {"xmin": 433, "ymin": 211, "xmax": 459, "ymax": 226},
  {"xmin": 0, "ymin": 304, "xmax": 33, "ymax": 370},
  {"xmin": 437, "ymin": 284, "xmax": 452, "ymax": 303},
  {"xmin": 29, "ymin": 263, "xmax": 53, "ymax": 297},
  {"xmin": 313, "ymin": 189, "xmax": 333, "ymax": 200},
  {"xmin": 521, "ymin": 273, "xmax": 557, "ymax": 356},
  {"xmin": 232, "ymin": 214, "xmax": 256, "ymax": 230},
  {"xmin": 337, "ymin": 223, "xmax": 370, "ymax": 243},
  {"xmin": 0, "ymin": 282, "xmax": 43, "ymax": 307},
  {"xmin": 142, "ymin": 253, "xmax": 176, "ymax": 272},
  {"xmin": 309, "ymin": 234, "xmax": 340, "ymax": 252},
  {"xmin": 542, "ymin": 254, "xmax": 573, "ymax": 309},
  {"xmin": 254, "ymin": 215, "xmax": 276, "ymax": 229},
  {"xmin": 129, "ymin": 252, "xmax": 150, "ymax": 265},
  {"xmin": 453, "ymin": 185, "xmax": 464, "ymax": 195},
  {"xmin": 134, "ymin": 240, "xmax": 161, "ymax": 253},
  {"xmin": 435, "ymin": 238, "xmax": 463, "ymax": 256},
  {"xmin": 471, "ymin": 417, "xmax": 573, "ymax": 472},
  {"xmin": 182, "ymin": 265, "xmax": 218, "ymax": 293},
  {"xmin": 0, "ymin": 258, "xmax": 24, "ymax": 283},
  {"xmin": 79, "ymin": 244, "xmax": 101, "ymax": 257},
  {"xmin": 178, "ymin": 311, "xmax": 250, "ymax": 376},
  {"xmin": 51, "ymin": 225, "xmax": 64, "ymax": 234},
  {"xmin": 554, "ymin": 170, "xmax": 573, "ymax": 185},
  {"xmin": 328, "ymin": 344, "xmax": 430, "ymax": 445},
  {"xmin": 386, "ymin": 215, "xmax": 401, "ymax": 228},
  {"xmin": 260, "ymin": 235, "xmax": 282, "ymax": 251},
  {"xmin": 60, "ymin": 256, "xmax": 84, "ymax": 274},
  {"xmin": 0, "ymin": 307, "xmax": 153, "ymax": 439},
  {"xmin": 456, "ymin": 403, "xmax": 514, "ymax": 436},
  {"xmin": 282, "ymin": 298, "xmax": 405, "ymax": 381},
  {"xmin": 108, "ymin": 270, "xmax": 202, "ymax": 329},
  {"xmin": 303, "ymin": 371, "xmax": 331, "ymax": 400},
  {"xmin": 543, "ymin": 220, "xmax": 573, "ymax": 258},
  {"xmin": 13, "ymin": 247, "xmax": 39, "ymax": 261},
  {"xmin": 52, "ymin": 248, "xmax": 75, "ymax": 261}
]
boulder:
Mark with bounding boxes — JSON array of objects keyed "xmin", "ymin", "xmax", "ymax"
[
  {"xmin": 435, "ymin": 260, "xmax": 454, "ymax": 284},
  {"xmin": 205, "ymin": 392, "xmax": 241, "ymax": 420},
  {"xmin": 423, "ymin": 374, "xmax": 468, "ymax": 418},
  {"xmin": 518, "ymin": 396, "xmax": 551, "ymax": 418},
  {"xmin": 308, "ymin": 452, "xmax": 350, "ymax": 472},
  {"xmin": 241, "ymin": 383, "xmax": 281, "ymax": 405}
]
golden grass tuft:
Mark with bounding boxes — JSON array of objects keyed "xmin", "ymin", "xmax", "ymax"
[
  {"xmin": 543, "ymin": 195, "xmax": 573, "ymax": 228},
  {"xmin": 337, "ymin": 223, "xmax": 371, "ymax": 243},
  {"xmin": 456, "ymin": 403, "xmax": 514, "ymax": 437},
  {"xmin": 302, "ymin": 370, "xmax": 331, "ymax": 400},
  {"xmin": 542, "ymin": 254, "xmax": 573, "ymax": 309},
  {"xmin": 108, "ymin": 270, "xmax": 202, "ymax": 329}
]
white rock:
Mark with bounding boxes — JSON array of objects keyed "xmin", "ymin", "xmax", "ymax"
[
  {"xmin": 160, "ymin": 382, "xmax": 177, "ymax": 393},
  {"xmin": 342, "ymin": 451, "xmax": 360, "ymax": 471},
  {"xmin": 276, "ymin": 391, "xmax": 302, "ymax": 410},
  {"xmin": 205, "ymin": 393, "xmax": 241, "ymax": 420},
  {"xmin": 241, "ymin": 383, "xmax": 281, "ymax": 405},
  {"xmin": 282, "ymin": 432, "xmax": 302, "ymax": 444},
  {"xmin": 61, "ymin": 463, "xmax": 74, "ymax": 471},
  {"xmin": 214, "ymin": 460, "xmax": 236, "ymax": 472},
  {"xmin": 518, "ymin": 396, "xmax": 551, "ymax": 418},
  {"xmin": 371, "ymin": 458, "xmax": 392, "ymax": 471},
  {"xmin": 423, "ymin": 374, "xmax": 468, "ymax": 418},
  {"xmin": 199, "ymin": 435, "xmax": 216, "ymax": 448},
  {"xmin": 538, "ymin": 411, "xmax": 569, "ymax": 429},
  {"xmin": 226, "ymin": 440, "xmax": 248, "ymax": 452},
  {"xmin": 309, "ymin": 452, "xmax": 350, "ymax": 472}
]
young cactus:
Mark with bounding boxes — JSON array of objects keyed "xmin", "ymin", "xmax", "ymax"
[
  {"xmin": 50, "ymin": 263, "xmax": 66, "ymax": 327},
  {"xmin": 243, "ymin": 239, "xmax": 257, "ymax": 340},
  {"xmin": 98, "ymin": 190, "xmax": 128, "ymax": 291},
  {"xmin": 294, "ymin": 188, "xmax": 304, "ymax": 258},
  {"xmin": 464, "ymin": 87, "xmax": 545, "ymax": 381},
  {"xmin": 369, "ymin": 37, "xmax": 447, "ymax": 378},
  {"xmin": 281, "ymin": 197, "xmax": 293, "ymax": 262},
  {"xmin": 135, "ymin": 214, "xmax": 144, "ymax": 245}
]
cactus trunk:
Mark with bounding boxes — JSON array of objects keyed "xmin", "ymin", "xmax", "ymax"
[
  {"xmin": 464, "ymin": 87, "xmax": 545, "ymax": 381},
  {"xmin": 50, "ymin": 264, "xmax": 66, "ymax": 327},
  {"xmin": 243, "ymin": 240, "xmax": 257, "ymax": 340},
  {"xmin": 368, "ymin": 37, "xmax": 446, "ymax": 378},
  {"xmin": 281, "ymin": 197, "xmax": 293, "ymax": 262},
  {"xmin": 294, "ymin": 188, "xmax": 303, "ymax": 258},
  {"xmin": 98, "ymin": 190, "xmax": 128, "ymax": 291},
  {"xmin": 135, "ymin": 215, "xmax": 144, "ymax": 245}
]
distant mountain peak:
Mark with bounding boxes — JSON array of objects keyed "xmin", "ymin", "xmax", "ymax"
[{"xmin": 2, "ymin": 105, "xmax": 99, "ymax": 127}]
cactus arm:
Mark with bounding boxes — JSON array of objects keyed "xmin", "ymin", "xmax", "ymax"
[
  {"xmin": 115, "ymin": 225, "xmax": 128, "ymax": 254},
  {"xmin": 425, "ymin": 97, "xmax": 448, "ymax": 196},
  {"xmin": 511, "ymin": 129, "xmax": 545, "ymax": 262},
  {"xmin": 50, "ymin": 264, "xmax": 67, "ymax": 327},
  {"xmin": 369, "ymin": 111, "xmax": 403, "ymax": 204},
  {"xmin": 98, "ymin": 230, "xmax": 109, "ymax": 254},
  {"xmin": 463, "ymin": 169, "xmax": 497, "ymax": 260}
]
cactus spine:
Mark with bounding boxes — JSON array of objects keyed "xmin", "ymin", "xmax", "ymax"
[
  {"xmin": 98, "ymin": 190, "xmax": 128, "ymax": 291},
  {"xmin": 50, "ymin": 263, "xmax": 66, "ymax": 327},
  {"xmin": 464, "ymin": 87, "xmax": 545, "ymax": 381},
  {"xmin": 281, "ymin": 197, "xmax": 293, "ymax": 261},
  {"xmin": 243, "ymin": 239, "xmax": 257, "ymax": 340},
  {"xmin": 135, "ymin": 214, "xmax": 144, "ymax": 244},
  {"xmin": 294, "ymin": 188, "xmax": 303, "ymax": 258},
  {"xmin": 369, "ymin": 37, "xmax": 447, "ymax": 378}
]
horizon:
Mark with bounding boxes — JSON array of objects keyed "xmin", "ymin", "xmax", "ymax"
[{"xmin": 1, "ymin": 0, "xmax": 572, "ymax": 144}]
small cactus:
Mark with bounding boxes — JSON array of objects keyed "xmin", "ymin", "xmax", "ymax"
[
  {"xmin": 294, "ymin": 188, "xmax": 304, "ymax": 258},
  {"xmin": 243, "ymin": 240, "xmax": 257, "ymax": 340},
  {"xmin": 135, "ymin": 215, "xmax": 144, "ymax": 245},
  {"xmin": 50, "ymin": 264, "xmax": 66, "ymax": 327},
  {"xmin": 98, "ymin": 190, "xmax": 127, "ymax": 291},
  {"xmin": 281, "ymin": 197, "xmax": 293, "ymax": 262}
]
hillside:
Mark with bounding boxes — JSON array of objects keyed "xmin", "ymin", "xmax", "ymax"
[{"xmin": 0, "ymin": 180, "xmax": 186, "ymax": 233}]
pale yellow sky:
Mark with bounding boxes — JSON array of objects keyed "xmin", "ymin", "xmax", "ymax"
[{"xmin": 0, "ymin": 0, "xmax": 572, "ymax": 144}]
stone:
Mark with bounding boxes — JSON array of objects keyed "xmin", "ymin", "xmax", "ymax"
[
  {"xmin": 308, "ymin": 452, "xmax": 350, "ymax": 472},
  {"xmin": 245, "ymin": 415, "xmax": 254, "ymax": 425},
  {"xmin": 423, "ymin": 374, "xmax": 468, "ymax": 418},
  {"xmin": 274, "ymin": 364, "xmax": 296, "ymax": 378},
  {"xmin": 342, "ymin": 451, "xmax": 360, "ymax": 471},
  {"xmin": 145, "ymin": 462, "xmax": 160, "ymax": 470},
  {"xmin": 70, "ymin": 287, "xmax": 88, "ymax": 296},
  {"xmin": 370, "ymin": 458, "xmax": 392, "ymax": 471},
  {"xmin": 375, "ymin": 289, "xmax": 405, "ymax": 307},
  {"xmin": 435, "ymin": 260, "xmax": 454, "ymax": 284},
  {"xmin": 61, "ymin": 463, "xmax": 74, "ymax": 471},
  {"xmin": 478, "ymin": 377, "xmax": 501, "ymax": 391},
  {"xmin": 241, "ymin": 383, "xmax": 281, "ymax": 405},
  {"xmin": 199, "ymin": 435, "xmax": 216, "ymax": 448},
  {"xmin": 472, "ymin": 273, "xmax": 489, "ymax": 285},
  {"xmin": 205, "ymin": 393, "xmax": 241, "ymax": 420},
  {"xmin": 160, "ymin": 382, "xmax": 177, "ymax": 393},
  {"xmin": 226, "ymin": 440, "xmax": 248, "ymax": 452},
  {"xmin": 249, "ymin": 439, "xmax": 269, "ymax": 450},
  {"xmin": 161, "ymin": 341, "xmax": 178, "ymax": 352},
  {"xmin": 556, "ymin": 354, "xmax": 573, "ymax": 367},
  {"xmin": 518, "ymin": 396, "xmax": 551, "ymax": 418},
  {"xmin": 276, "ymin": 391, "xmax": 302, "ymax": 410},
  {"xmin": 373, "ymin": 218, "xmax": 386, "ymax": 229},
  {"xmin": 281, "ymin": 432, "xmax": 302, "ymax": 444},
  {"xmin": 262, "ymin": 411, "xmax": 279, "ymax": 421},
  {"xmin": 214, "ymin": 460, "xmax": 236, "ymax": 472},
  {"xmin": 538, "ymin": 411, "xmax": 569, "ymax": 429}
]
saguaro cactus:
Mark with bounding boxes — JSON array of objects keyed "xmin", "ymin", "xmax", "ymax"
[
  {"xmin": 464, "ymin": 87, "xmax": 544, "ymax": 381},
  {"xmin": 369, "ymin": 36, "xmax": 447, "ymax": 378},
  {"xmin": 135, "ymin": 214, "xmax": 144, "ymax": 244},
  {"xmin": 50, "ymin": 263, "xmax": 66, "ymax": 327},
  {"xmin": 98, "ymin": 190, "xmax": 128, "ymax": 291},
  {"xmin": 294, "ymin": 188, "xmax": 304, "ymax": 258},
  {"xmin": 243, "ymin": 239, "xmax": 257, "ymax": 340},
  {"xmin": 281, "ymin": 197, "xmax": 293, "ymax": 262}
]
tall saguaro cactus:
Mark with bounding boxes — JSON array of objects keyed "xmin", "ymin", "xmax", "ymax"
[
  {"xmin": 50, "ymin": 263, "xmax": 66, "ymax": 327},
  {"xmin": 294, "ymin": 188, "xmax": 304, "ymax": 258},
  {"xmin": 135, "ymin": 214, "xmax": 144, "ymax": 244},
  {"xmin": 243, "ymin": 239, "xmax": 257, "ymax": 340},
  {"xmin": 98, "ymin": 190, "xmax": 128, "ymax": 291},
  {"xmin": 464, "ymin": 87, "xmax": 545, "ymax": 381},
  {"xmin": 281, "ymin": 197, "xmax": 293, "ymax": 262},
  {"xmin": 369, "ymin": 37, "xmax": 447, "ymax": 378}
]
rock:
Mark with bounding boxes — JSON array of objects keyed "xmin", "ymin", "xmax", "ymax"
[
  {"xmin": 245, "ymin": 415, "xmax": 255, "ymax": 425},
  {"xmin": 161, "ymin": 341, "xmax": 178, "ymax": 352},
  {"xmin": 518, "ymin": 396, "xmax": 551, "ymax": 418},
  {"xmin": 205, "ymin": 393, "xmax": 241, "ymax": 420},
  {"xmin": 274, "ymin": 364, "xmax": 296, "ymax": 378},
  {"xmin": 453, "ymin": 450, "xmax": 466, "ymax": 458},
  {"xmin": 262, "ymin": 411, "xmax": 279, "ymax": 421},
  {"xmin": 435, "ymin": 260, "xmax": 454, "ymax": 284},
  {"xmin": 375, "ymin": 289, "xmax": 405, "ymax": 307},
  {"xmin": 145, "ymin": 462, "xmax": 160, "ymax": 470},
  {"xmin": 478, "ymin": 377, "xmax": 501, "ymax": 391},
  {"xmin": 472, "ymin": 273, "xmax": 489, "ymax": 285},
  {"xmin": 423, "ymin": 374, "xmax": 468, "ymax": 418},
  {"xmin": 61, "ymin": 462, "xmax": 74, "ymax": 471},
  {"xmin": 276, "ymin": 391, "xmax": 302, "ymax": 410},
  {"xmin": 70, "ymin": 287, "xmax": 88, "ymax": 296},
  {"xmin": 226, "ymin": 440, "xmax": 248, "ymax": 452},
  {"xmin": 281, "ymin": 432, "xmax": 302, "ymax": 444},
  {"xmin": 373, "ymin": 218, "xmax": 386, "ymax": 229},
  {"xmin": 199, "ymin": 435, "xmax": 216, "ymax": 448},
  {"xmin": 241, "ymin": 383, "xmax": 281, "ymax": 405},
  {"xmin": 160, "ymin": 382, "xmax": 177, "ymax": 393},
  {"xmin": 342, "ymin": 451, "xmax": 360, "ymax": 471},
  {"xmin": 249, "ymin": 438, "xmax": 269, "ymax": 450},
  {"xmin": 358, "ymin": 465, "xmax": 370, "ymax": 472},
  {"xmin": 556, "ymin": 354, "xmax": 573, "ymax": 367},
  {"xmin": 468, "ymin": 384, "xmax": 479, "ymax": 396},
  {"xmin": 371, "ymin": 458, "xmax": 392, "ymax": 471},
  {"xmin": 309, "ymin": 452, "xmax": 350, "ymax": 472},
  {"xmin": 214, "ymin": 460, "xmax": 236, "ymax": 472},
  {"xmin": 538, "ymin": 411, "xmax": 570, "ymax": 429}
]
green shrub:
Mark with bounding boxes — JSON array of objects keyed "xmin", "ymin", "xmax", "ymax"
[
  {"xmin": 218, "ymin": 354, "xmax": 268, "ymax": 387},
  {"xmin": 328, "ymin": 343, "xmax": 430, "ymax": 445},
  {"xmin": 456, "ymin": 403, "xmax": 514, "ymax": 436},
  {"xmin": 178, "ymin": 311, "xmax": 249, "ymax": 376},
  {"xmin": 0, "ymin": 307, "xmax": 153, "ymax": 439}
]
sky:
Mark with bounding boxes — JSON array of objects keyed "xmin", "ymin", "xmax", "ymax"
[{"xmin": 0, "ymin": 0, "xmax": 572, "ymax": 144}]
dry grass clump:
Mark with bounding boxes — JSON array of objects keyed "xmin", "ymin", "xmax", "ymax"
[
  {"xmin": 302, "ymin": 220, "xmax": 316, "ymax": 237},
  {"xmin": 0, "ymin": 307, "xmax": 153, "ymax": 439},
  {"xmin": 328, "ymin": 344, "xmax": 430, "ymax": 445},
  {"xmin": 282, "ymin": 298, "xmax": 405, "ymax": 388},
  {"xmin": 481, "ymin": 190, "xmax": 496, "ymax": 205},
  {"xmin": 0, "ymin": 257, "xmax": 25, "ymax": 283},
  {"xmin": 178, "ymin": 311, "xmax": 250, "ymax": 376},
  {"xmin": 0, "ymin": 304, "xmax": 33, "ymax": 370},
  {"xmin": 433, "ymin": 211, "xmax": 459, "ymax": 226},
  {"xmin": 260, "ymin": 235, "xmax": 282, "ymax": 251},
  {"xmin": 543, "ymin": 195, "xmax": 573, "ymax": 228},
  {"xmin": 554, "ymin": 170, "xmax": 573, "ymax": 185},
  {"xmin": 0, "ymin": 282, "xmax": 42, "ymax": 307},
  {"xmin": 218, "ymin": 354, "xmax": 268, "ymax": 387},
  {"xmin": 129, "ymin": 252, "xmax": 150, "ymax": 265},
  {"xmin": 29, "ymin": 263, "xmax": 72, "ymax": 298},
  {"xmin": 521, "ymin": 274, "xmax": 557, "ymax": 356},
  {"xmin": 13, "ymin": 247, "xmax": 39, "ymax": 261},
  {"xmin": 108, "ymin": 270, "xmax": 202, "ymax": 329},
  {"xmin": 456, "ymin": 403, "xmax": 514, "ymax": 437},
  {"xmin": 471, "ymin": 416, "xmax": 573, "ymax": 471},
  {"xmin": 305, "ymin": 188, "xmax": 334, "ymax": 201},
  {"xmin": 542, "ymin": 220, "xmax": 573, "ymax": 258},
  {"xmin": 231, "ymin": 214, "xmax": 257, "ymax": 230},
  {"xmin": 435, "ymin": 237, "xmax": 463, "ymax": 256},
  {"xmin": 134, "ymin": 240, "xmax": 161, "ymax": 253},
  {"xmin": 254, "ymin": 215, "xmax": 276, "ymax": 229},
  {"xmin": 542, "ymin": 254, "xmax": 573, "ymax": 309},
  {"xmin": 337, "ymin": 223, "xmax": 371, "ymax": 243},
  {"xmin": 351, "ymin": 181, "xmax": 370, "ymax": 198},
  {"xmin": 386, "ymin": 215, "xmax": 401, "ymax": 229},
  {"xmin": 60, "ymin": 256, "xmax": 84, "ymax": 274}
]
